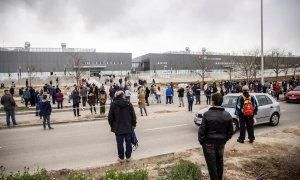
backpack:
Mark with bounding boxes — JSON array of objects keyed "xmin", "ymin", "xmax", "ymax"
[
  {"xmin": 100, "ymin": 93, "xmax": 106, "ymax": 101},
  {"xmin": 242, "ymin": 95, "xmax": 254, "ymax": 116}
]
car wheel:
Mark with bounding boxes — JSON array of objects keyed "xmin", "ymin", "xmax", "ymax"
[
  {"xmin": 232, "ymin": 119, "xmax": 239, "ymax": 133},
  {"xmin": 269, "ymin": 113, "xmax": 280, "ymax": 126}
]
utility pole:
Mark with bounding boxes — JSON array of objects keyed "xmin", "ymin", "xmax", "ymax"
[{"xmin": 261, "ymin": 0, "xmax": 264, "ymax": 85}]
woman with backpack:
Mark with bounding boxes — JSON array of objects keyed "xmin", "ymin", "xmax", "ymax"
[{"xmin": 87, "ymin": 88, "xmax": 96, "ymax": 114}]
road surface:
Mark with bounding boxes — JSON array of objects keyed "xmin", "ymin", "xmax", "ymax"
[{"xmin": 0, "ymin": 102, "xmax": 298, "ymax": 172}]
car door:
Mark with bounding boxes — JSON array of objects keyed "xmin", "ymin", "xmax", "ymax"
[{"xmin": 255, "ymin": 95, "xmax": 273, "ymax": 123}]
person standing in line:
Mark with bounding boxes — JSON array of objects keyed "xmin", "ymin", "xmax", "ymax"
[
  {"xmin": 1, "ymin": 89, "xmax": 17, "ymax": 127},
  {"xmin": 99, "ymin": 87, "xmax": 108, "ymax": 115},
  {"xmin": 145, "ymin": 87, "xmax": 150, "ymax": 106},
  {"xmin": 79, "ymin": 86, "xmax": 87, "ymax": 108},
  {"xmin": 39, "ymin": 94, "xmax": 53, "ymax": 130},
  {"xmin": 124, "ymin": 87, "xmax": 132, "ymax": 102},
  {"xmin": 36, "ymin": 90, "xmax": 44, "ymax": 117},
  {"xmin": 49, "ymin": 86, "xmax": 56, "ymax": 105},
  {"xmin": 87, "ymin": 89, "xmax": 97, "ymax": 114},
  {"xmin": 187, "ymin": 88, "xmax": 195, "ymax": 112},
  {"xmin": 19, "ymin": 87, "xmax": 24, "ymax": 103},
  {"xmin": 165, "ymin": 85, "xmax": 173, "ymax": 104},
  {"xmin": 235, "ymin": 85, "xmax": 258, "ymax": 144},
  {"xmin": 108, "ymin": 91, "xmax": 137, "ymax": 162},
  {"xmin": 199, "ymin": 93, "xmax": 234, "ymax": 180},
  {"xmin": 72, "ymin": 87, "xmax": 81, "ymax": 117},
  {"xmin": 204, "ymin": 83, "xmax": 212, "ymax": 105},
  {"xmin": 56, "ymin": 89, "xmax": 64, "ymax": 109},
  {"xmin": 29, "ymin": 87, "xmax": 36, "ymax": 106},
  {"xmin": 138, "ymin": 89, "xmax": 147, "ymax": 116},
  {"xmin": 9, "ymin": 86, "xmax": 14, "ymax": 96},
  {"xmin": 194, "ymin": 84, "xmax": 201, "ymax": 104},
  {"xmin": 177, "ymin": 86, "xmax": 185, "ymax": 107},
  {"xmin": 156, "ymin": 86, "xmax": 162, "ymax": 104},
  {"xmin": 22, "ymin": 88, "xmax": 31, "ymax": 107}
]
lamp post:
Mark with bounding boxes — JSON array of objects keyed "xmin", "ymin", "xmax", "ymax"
[
  {"xmin": 19, "ymin": 66, "xmax": 22, "ymax": 79},
  {"xmin": 261, "ymin": 0, "xmax": 264, "ymax": 85}
]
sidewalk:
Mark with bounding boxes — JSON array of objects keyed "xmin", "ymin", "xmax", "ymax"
[{"xmin": 0, "ymin": 94, "xmax": 209, "ymax": 129}]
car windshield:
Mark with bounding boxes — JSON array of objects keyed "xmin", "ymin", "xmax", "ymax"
[
  {"xmin": 221, "ymin": 96, "xmax": 238, "ymax": 108},
  {"xmin": 293, "ymin": 86, "xmax": 300, "ymax": 91}
]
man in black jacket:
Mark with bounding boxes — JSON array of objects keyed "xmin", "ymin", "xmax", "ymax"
[
  {"xmin": 108, "ymin": 91, "xmax": 137, "ymax": 162},
  {"xmin": 199, "ymin": 93, "xmax": 233, "ymax": 180}
]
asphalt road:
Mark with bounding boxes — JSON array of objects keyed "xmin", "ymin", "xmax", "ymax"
[{"xmin": 0, "ymin": 102, "xmax": 299, "ymax": 172}]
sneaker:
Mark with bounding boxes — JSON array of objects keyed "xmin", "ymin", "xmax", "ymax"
[
  {"xmin": 49, "ymin": 127, "xmax": 54, "ymax": 130},
  {"xmin": 237, "ymin": 139, "xmax": 244, "ymax": 144},
  {"xmin": 13, "ymin": 123, "xmax": 18, "ymax": 126},
  {"xmin": 126, "ymin": 158, "xmax": 132, "ymax": 162},
  {"xmin": 249, "ymin": 140, "xmax": 254, "ymax": 143},
  {"xmin": 117, "ymin": 158, "xmax": 125, "ymax": 163}
]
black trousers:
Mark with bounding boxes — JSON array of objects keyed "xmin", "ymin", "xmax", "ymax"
[
  {"xmin": 202, "ymin": 143, "xmax": 225, "ymax": 180},
  {"xmin": 238, "ymin": 115, "xmax": 255, "ymax": 141},
  {"xmin": 206, "ymin": 95, "xmax": 211, "ymax": 105},
  {"xmin": 57, "ymin": 101, "xmax": 63, "ymax": 109},
  {"xmin": 73, "ymin": 103, "xmax": 80, "ymax": 116},
  {"xmin": 52, "ymin": 95, "xmax": 56, "ymax": 104}
]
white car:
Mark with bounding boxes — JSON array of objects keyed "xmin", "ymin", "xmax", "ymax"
[{"xmin": 194, "ymin": 93, "xmax": 281, "ymax": 133}]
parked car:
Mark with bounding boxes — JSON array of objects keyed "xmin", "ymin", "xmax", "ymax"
[
  {"xmin": 194, "ymin": 93, "xmax": 281, "ymax": 133},
  {"xmin": 285, "ymin": 85, "xmax": 300, "ymax": 103}
]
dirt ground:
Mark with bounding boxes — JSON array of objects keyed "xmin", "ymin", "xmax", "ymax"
[{"xmin": 46, "ymin": 126, "xmax": 300, "ymax": 180}]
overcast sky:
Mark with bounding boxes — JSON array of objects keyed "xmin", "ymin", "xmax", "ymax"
[{"xmin": 0, "ymin": 0, "xmax": 299, "ymax": 57}]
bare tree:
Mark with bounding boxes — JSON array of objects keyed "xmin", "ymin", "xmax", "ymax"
[
  {"xmin": 27, "ymin": 65, "xmax": 37, "ymax": 87},
  {"xmin": 194, "ymin": 48, "xmax": 211, "ymax": 84},
  {"xmin": 68, "ymin": 53, "xmax": 86, "ymax": 87},
  {"xmin": 266, "ymin": 48, "xmax": 286, "ymax": 81},
  {"xmin": 232, "ymin": 49, "xmax": 259, "ymax": 82}
]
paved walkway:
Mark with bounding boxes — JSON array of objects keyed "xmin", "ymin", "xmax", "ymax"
[{"xmin": 0, "ymin": 93, "xmax": 209, "ymax": 129}]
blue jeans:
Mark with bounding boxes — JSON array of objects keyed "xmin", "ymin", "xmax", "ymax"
[
  {"xmin": 43, "ymin": 115, "xmax": 51, "ymax": 128},
  {"xmin": 115, "ymin": 133, "xmax": 132, "ymax": 160},
  {"xmin": 6, "ymin": 110, "xmax": 16, "ymax": 126},
  {"xmin": 188, "ymin": 101, "xmax": 193, "ymax": 111},
  {"xmin": 202, "ymin": 144, "xmax": 225, "ymax": 180}
]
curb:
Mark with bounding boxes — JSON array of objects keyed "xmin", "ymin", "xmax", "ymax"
[{"xmin": 0, "ymin": 116, "xmax": 108, "ymax": 129}]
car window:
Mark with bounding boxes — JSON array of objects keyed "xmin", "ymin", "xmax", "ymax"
[
  {"xmin": 265, "ymin": 96, "xmax": 273, "ymax": 104},
  {"xmin": 256, "ymin": 95, "xmax": 271, "ymax": 106},
  {"xmin": 221, "ymin": 96, "xmax": 238, "ymax": 108}
]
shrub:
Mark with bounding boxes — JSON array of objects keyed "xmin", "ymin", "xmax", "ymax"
[
  {"xmin": 67, "ymin": 172, "xmax": 88, "ymax": 180},
  {"xmin": 4, "ymin": 167, "xmax": 50, "ymax": 180},
  {"xmin": 102, "ymin": 169, "xmax": 148, "ymax": 180},
  {"xmin": 169, "ymin": 160, "xmax": 202, "ymax": 180}
]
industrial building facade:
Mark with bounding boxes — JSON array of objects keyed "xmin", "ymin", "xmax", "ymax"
[
  {"xmin": 132, "ymin": 52, "xmax": 300, "ymax": 72},
  {"xmin": 0, "ymin": 43, "xmax": 132, "ymax": 79}
]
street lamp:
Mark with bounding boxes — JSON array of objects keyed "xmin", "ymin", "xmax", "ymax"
[
  {"xmin": 19, "ymin": 66, "xmax": 22, "ymax": 79},
  {"xmin": 261, "ymin": 0, "xmax": 264, "ymax": 85}
]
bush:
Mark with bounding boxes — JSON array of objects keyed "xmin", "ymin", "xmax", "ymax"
[
  {"xmin": 4, "ymin": 167, "xmax": 50, "ymax": 180},
  {"xmin": 102, "ymin": 169, "xmax": 148, "ymax": 180},
  {"xmin": 169, "ymin": 160, "xmax": 202, "ymax": 180},
  {"xmin": 67, "ymin": 172, "xmax": 88, "ymax": 180}
]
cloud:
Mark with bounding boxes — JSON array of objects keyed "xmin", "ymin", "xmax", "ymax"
[{"xmin": 0, "ymin": 0, "xmax": 299, "ymax": 56}]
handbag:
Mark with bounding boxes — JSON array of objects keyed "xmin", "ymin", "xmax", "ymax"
[{"xmin": 131, "ymin": 129, "xmax": 139, "ymax": 151}]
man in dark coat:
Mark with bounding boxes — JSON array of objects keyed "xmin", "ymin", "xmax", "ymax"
[
  {"xmin": 108, "ymin": 91, "xmax": 137, "ymax": 162},
  {"xmin": 1, "ymin": 89, "xmax": 17, "ymax": 127},
  {"xmin": 199, "ymin": 93, "xmax": 234, "ymax": 180},
  {"xmin": 39, "ymin": 94, "xmax": 53, "ymax": 129}
]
